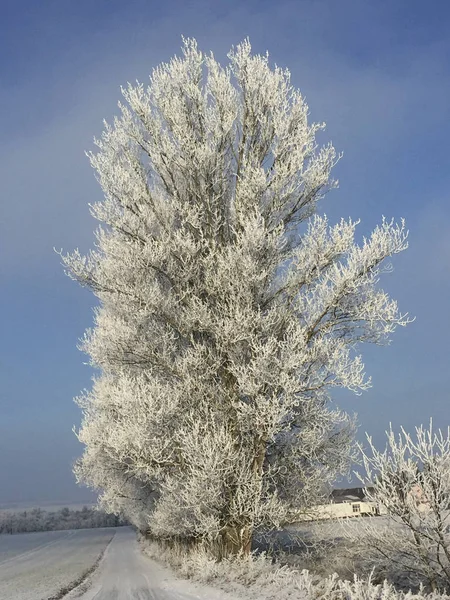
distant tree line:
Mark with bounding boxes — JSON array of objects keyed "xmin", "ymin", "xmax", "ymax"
[{"xmin": 0, "ymin": 505, "xmax": 128, "ymax": 534}]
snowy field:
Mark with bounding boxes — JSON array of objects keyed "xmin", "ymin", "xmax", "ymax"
[
  {"xmin": 0, "ymin": 527, "xmax": 115, "ymax": 600},
  {"xmin": 288, "ymin": 514, "xmax": 394, "ymax": 539},
  {"xmin": 0, "ymin": 529, "xmax": 73, "ymax": 562},
  {"xmin": 253, "ymin": 515, "xmax": 400, "ymax": 569}
]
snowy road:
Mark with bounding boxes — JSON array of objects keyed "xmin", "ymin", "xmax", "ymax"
[{"xmin": 69, "ymin": 527, "xmax": 235, "ymax": 600}]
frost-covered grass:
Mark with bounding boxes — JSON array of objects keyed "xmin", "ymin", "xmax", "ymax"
[
  {"xmin": 141, "ymin": 527, "xmax": 450, "ymax": 600},
  {"xmin": 0, "ymin": 528, "xmax": 115, "ymax": 600}
]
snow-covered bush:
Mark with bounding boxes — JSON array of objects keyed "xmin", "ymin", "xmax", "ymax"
[
  {"xmin": 344, "ymin": 422, "xmax": 450, "ymax": 592},
  {"xmin": 142, "ymin": 535, "xmax": 450, "ymax": 600}
]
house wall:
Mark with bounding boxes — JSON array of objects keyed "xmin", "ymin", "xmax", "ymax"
[{"xmin": 293, "ymin": 500, "xmax": 387, "ymax": 522}]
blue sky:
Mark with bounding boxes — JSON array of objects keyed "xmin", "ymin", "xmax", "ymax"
[{"xmin": 1, "ymin": 0, "xmax": 450, "ymax": 504}]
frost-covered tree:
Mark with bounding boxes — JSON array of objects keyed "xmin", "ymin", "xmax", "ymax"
[
  {"xmin": 62, "ymin": 38, "xmax": 410, "ymax": 557},
  {"xmin": 346, "ymin": 423, "xmax": 450, "ymax": 592}
]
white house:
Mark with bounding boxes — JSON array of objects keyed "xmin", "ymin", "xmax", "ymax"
[{"xmin": 293, "ymin": 488, "xmax": 388, "ymax": 522}]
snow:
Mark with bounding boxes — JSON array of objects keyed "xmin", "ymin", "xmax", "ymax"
[
  {"xmin": 0, "ymin": 530, "xmax": 72, "ymax": 563},
  {"xmin": 0, "ymin": 527, "xmax": 114, "ymax": 600},
  {"xmin": 67, "ymin": 527, "xmax": 241, "ymax": 600},
  {"xmin": 0, "ymin": 526, "xmax": 240, "ymax": 600},
  {"xmin": 1, "ymin": 521, "xmax": 446, "ymax": 600}
]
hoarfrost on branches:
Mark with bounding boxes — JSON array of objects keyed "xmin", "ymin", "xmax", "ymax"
[
  {"xmin": 345, "ymin": 422, "xmax": 450, "ymax": 592},
  {"xmin": 62, "ymin": 38, "xmax": 410, "ymax": 556}
]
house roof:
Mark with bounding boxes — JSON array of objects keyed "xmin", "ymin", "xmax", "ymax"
[{"xmin": 331, "ymin": 487, "xmax": 374, "ymax": 503}]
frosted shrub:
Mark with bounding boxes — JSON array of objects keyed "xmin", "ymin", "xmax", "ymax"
[
  {"xmin": 345, "ymin": 422, "xmax": 450, "ymax": 592},
  {"xmin": 142, "ymin": 537, "xmax": 450, "ymax": 600}
]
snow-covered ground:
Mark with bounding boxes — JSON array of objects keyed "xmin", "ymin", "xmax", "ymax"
[
  {"xmin": 0, "ymin": 519, "xmax": 406, "ymax": 600},
  {"xmin": 0, "ymin": 527, "xmax": 114, "ymax": 600},
  {"xmin": 67, "ymin": 527, "xmax": 240, "ymax": 600},
  {"xmin": 0, "ymin": 529, "xmax": 74, "ymax": 562},
  {"xmin": 0, "ymin": 526, "xmax": 240, "ymax": 600}
]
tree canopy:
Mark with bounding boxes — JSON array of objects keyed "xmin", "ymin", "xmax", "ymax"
[{"xmin": 62, "ymin": 38, "xmax": 410, "ymax": 557}]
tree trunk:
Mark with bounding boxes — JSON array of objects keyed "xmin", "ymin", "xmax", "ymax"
[
  {"xmin": 214, "ymin": 437, "xmax": 266, "ymax": 559},
  {"xmin": 217, "ymin": 524, "xmax": 252, "ymax": 559}
]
